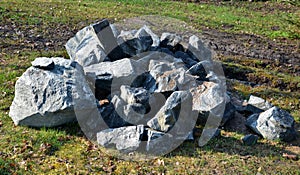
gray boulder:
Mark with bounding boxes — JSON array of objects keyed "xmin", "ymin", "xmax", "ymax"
[
  {"xmin": 118, "ymin": 26, "xmax": 154, "ymax": 56},
  {"xmin": 65, "ymin": 19, "xmax": 127, "ymax": 64},
  {"xmin": 9, "ymin": 57, "xmax": 96, "ymax": 127},
  {"xmin": 148, "ymin": 60, "xmax": 197, "ymax": 93},
  {"xmin": 188, "ymin": 35, "xmax": 212, "ymax": 61},
  {"xmin": 147, "ymin": 91, "xmax": 192, "ymax": 132},
  {"xmin": 96, "ymin": 125, "xmax": 145, "ymax": 153},
  {"xmin": 246, "ymin": 106, "xmax": 296, "ymax": 142},
  {"xmin": 111, "ymin": 95, "xmax": 146, "ymax": 125},
  {"xmin": 190, "ymin": 81, "xmax": 226, "ymax": 112},
  {"xmin": 65, "ymin": 25, "xmax": 108, "ymax": 67},
  {"xmin": 84, "ymin": 58, "xmax": 146, "ymax": 93},
  {"xmin": 160, "ymin": 32, "xmax": 183, "ymax": 51}
]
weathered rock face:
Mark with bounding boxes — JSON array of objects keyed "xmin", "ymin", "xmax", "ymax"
[
  {"xmin": 246, "ymin": 95, "xmax": 273, "ymax": 114},
  {"xmin": 65, "ymin": 19, "xmax": 127, "ymax": 65},
  {"xmin": 96, "ymin": 125, "xmax": 145, "ymax": 153},
  {"xmin": 9, "ymin": 57, "xmax": 96, "ymax": 127},
  {"xmin": 246, "ymin": 106, "xmax": 296, "ymax": 142},
  {"xmin": 147, "ymin": 91, "xmax": 193, "ymax": 132}
]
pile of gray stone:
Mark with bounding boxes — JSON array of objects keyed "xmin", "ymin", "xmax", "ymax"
[{"xmin": 9, "ymin": 19, "xmax": 297, "ymax": 155}]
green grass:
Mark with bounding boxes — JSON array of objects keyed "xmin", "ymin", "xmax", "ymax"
[
  {"xmin": 0, "ymin": 0, "xmax": 299, "ymax": 174},
  {"xmin": 0, "ymin": 0, "xmax": 299, "ymax": 39}
]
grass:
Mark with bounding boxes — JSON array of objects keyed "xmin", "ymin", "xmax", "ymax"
[
  {"xmin": 0, "ymin": 0, "xmax": 299, "ymax": 39},
  {"xmin": 0, "ymin": 0, "xmax": 299, "ymax": 174}
]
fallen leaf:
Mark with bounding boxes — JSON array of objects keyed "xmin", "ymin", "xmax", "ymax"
[{"xmin": 282, "ymin": 153, "xmax": 299, "ymax": 161}]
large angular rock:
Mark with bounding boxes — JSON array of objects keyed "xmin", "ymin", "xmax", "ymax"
[
  {"xmin": 9, "ymin": 57, "xmax": 96, "ymax": 127},
  {"xmin": 148, "ymin": 60, "xmax": 197, "ymax": 93},
  {"xmin": 65, "ymin": 25, "xmax": 108, "ymax": 67},
  {"xmin": 190, "ymin": 81, "xmax": 226, "ymax": 112},
  {"xmin": 92, "ymin": 19, "xmax": 128, "ymax": 61},
  {"xmin": 147, "ymin": 91, "xmax": 193, "ymax": 132},
  {"xmin": 96, "ymin": 125, "xmax": 145, "ymax": 153},
  {"xmin": 111, "ymin": 95, "xmax": 147, "ymax": 125},
  {"xmin": 84, "ymin": 58, "xmax": 146, "ymax": 95},
  {"xmin": 65, "ymin": 19, "xmax": 127, "ymax": 64},
  {"xmin": 160, "ymin": 32, "xmax": 183, "ymax": 52},
  {"xmin": 246, "ymin": 106, "xmax": 297, "ymax": 142},
  {"xmin": 188, "ymin": 35, "xmax": 212, "ymax": 61},
  {"xmin": 118, "ymin": 26, "xmax": 158, "ymax": 56}
]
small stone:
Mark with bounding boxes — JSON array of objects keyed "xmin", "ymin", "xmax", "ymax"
[
  {"xmin": 246, "ymin": 95, "xmax": 273, "ymax": 114},
  {"xmin": 242, "ymin": 134, "xmax": 259, "ymax": 146},
  {"xmin": 31, "ymin": 57, "xmax": 54, "ymax": 70}
]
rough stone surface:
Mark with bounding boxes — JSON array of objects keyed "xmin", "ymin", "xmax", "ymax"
[
  {"xmin": 92, "ymin": 19, "xmax": 127, "ymax": 61},
  {"xmin": 174, "ymin": 51, "xmax": 198, "ymax": 68},
  {"xmin": 118, "ymin": 26, "xmax": 154, "ymax": 56},
  {"xmin": 9, "ymin": 57, "xmax": 96, "ymax": 127},
  {"xmin": 65, "ymin": 25, "xmax": 108, "ymax": 67},
  {"xmin": 160, "ymin": 32, "xmax": 183, "ymax": 52},
  {"xmin": 242, "ymin": 134, "xmax": 259, "ymax": 146},
  {"xmin": 65, "ymin": 19, "xmax": 127, "ymax": 65},
  {"xmin": 31, "ymin": 57, "xmax": 55, "ymax": 70},
  {"xmin": 96, "ymin": 125, "xmax": 145, "ymax": 153},
  {"xmin": 147, "ymin": 91, "xmax": 192, "ymax": 132},
  {"xmin": 84, "ymin": 58, "xmax": 146, "ymax": 98},
  {"xmin": 186, "ymin": 60, "xmax": 212, "ymax": 81},
  {"xmin": 188, "ymin": 35, "xmax": 212, "ymax": 61},
  {"xmin": 190, "ymin": 81, "xmax": 226, "ymax": 112},
  {"xmin": 246, "ymin": 95, "xmax": 273, "ymax": 113},
  {"xmin": 246, "ymin": 106, "xmax": 296, "ymax": 141},
  {"xmin": 146, "ymin": 129, "xmax": 172, "ymax": 153},
  {"xmin": 111, "ymin": 95, "xmax": 146, "ymax": 125},
  {"xmin": 149, "ymin": 60, "xmax": 197, "ymax": 93}
]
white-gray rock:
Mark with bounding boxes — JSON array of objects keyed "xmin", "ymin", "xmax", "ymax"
[
  {"xmin": 147, "ymin": 91, "xmax": 192, "ymax": 132},
  {"xmin": 84, "ymin": 58, "xmax": 146, "ymax": 92},
  {"xmin": 9, "ymin": 57, "xmax": 96, "ymax": 127},
  {"xmin": 118, "ymin": 26, "xmax": 154, "ymax": 56},
  {"xmin": 246, "ymin": 106, "xmax": 296, "ymax": 142},
  {"xmin": 31, "ymin": 57, "xmax": 54, "ymax": 70},
  {"xmin": 246, "ymin": 95, "xmax": 273, "ymax": 113},
  {"xmin": 96, "ymin": 125, "xmax": 145, "ymax": 153},
  {"xmin": 188, "ymin": 35, "xmax": 212, "ymax": 61}
]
